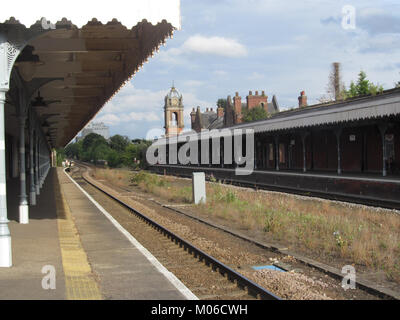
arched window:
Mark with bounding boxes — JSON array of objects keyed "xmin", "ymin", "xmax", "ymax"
[{"xmin": 171, "ymin": 112, "xmax": 178, "ymax": 127}]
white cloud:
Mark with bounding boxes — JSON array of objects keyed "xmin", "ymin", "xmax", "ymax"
[
  {"xmin": 246, "ymin": 72, "xmax": 265, "ymax": 81},
  {"xmin": 95, "ymin": 80, "xmax": 215, "ymax": 131},
  {"xmin": 213, "ymin": 70, "xmax": 228, "ymax": 77},
  {"xmin": 182, "ymin": 35, "xmax": 248, "ymax": 58},
  {"xmin": 183, "ymin": 80, "xmax": 204, "ymax": 88}
]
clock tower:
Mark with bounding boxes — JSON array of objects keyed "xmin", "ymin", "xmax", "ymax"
[{"xmin": 164, "ymin": 85, "xmax": 184, "ymax": 136}]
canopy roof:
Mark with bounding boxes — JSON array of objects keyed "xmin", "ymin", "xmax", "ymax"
[
  {"xmin": 0, "ymin": 0, "xmax": 181, "ymax": 29},
  {"xmin": 2, "ymin": 0, "xmax": 180, "ymax": 147}
]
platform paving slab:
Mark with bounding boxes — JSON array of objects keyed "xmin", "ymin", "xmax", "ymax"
[
  {"xmin": 0, "ymin": 174, "xmax": 66, "ymax": 300},
  {"xmin": 58, "ymin": 169, "xmax": 188, "ymax": 300}
]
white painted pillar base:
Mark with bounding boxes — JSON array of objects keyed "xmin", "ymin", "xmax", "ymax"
[
  {"xmin": 19, "ymin": 204, "xmax": 29, "ymax": 224},
  {"xmin": 30, "ymin": 191, "xmax": 36, "ymax": 206},
  {"xmin": 0, "ymin": 235, "xmax": 12, "ymax": 267}
]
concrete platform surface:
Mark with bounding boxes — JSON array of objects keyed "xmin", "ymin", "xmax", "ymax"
[{"xmin": 0, "ymin": 168, "xmax": 194, "ymax": 300}]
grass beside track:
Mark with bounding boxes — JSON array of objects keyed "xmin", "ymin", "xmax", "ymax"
[{"xmin": 92, "ymin": 168, "xmax": 400, "ymax": 284}]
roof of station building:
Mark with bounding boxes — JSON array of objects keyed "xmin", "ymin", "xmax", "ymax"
[{"xmin": 230, "ymin": 87, "xmax": 400, "ymax": 133}]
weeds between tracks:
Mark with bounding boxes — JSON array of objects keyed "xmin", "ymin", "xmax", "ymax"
[{"xmin": 92, "ymin": 168, "xmax": 400, "ymax": 284}]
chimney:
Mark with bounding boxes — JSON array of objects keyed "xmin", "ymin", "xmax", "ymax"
[
  {"xmin": 211, "ymin": 108, "xmax": 214, "ymax": 112},
  {"xmin": 255, "ymin": 91, "xmax": 259, "ymax": 96},
  {"xmin": 249, "ymin": 91, "xmax": 252, "ymax": 96},
  {"xmin": 233, "ymin": 92, "xmax": 242, "ymax": 119},
  {"xmin": 262, "ymin": 91, "xmax": 265, "ymax": 96},
  {"xmin": 190, "ymin": 108, "xmax": 197, "ymax": 127},
  {"xmin": 206, "ymin": 108, "xmax": 209, "ymax": 112},
  {"xmin": 217, "ymin": 106, "xmax": 224, "ymax": 118},
  {"xmin": 298, "ymin": 91, "xmax": 307, "ymax": 108}
]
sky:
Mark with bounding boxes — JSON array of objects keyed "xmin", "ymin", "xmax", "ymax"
[{"xmin": 89, "ymin": 0, "xmax": 400, "ymax": 140}]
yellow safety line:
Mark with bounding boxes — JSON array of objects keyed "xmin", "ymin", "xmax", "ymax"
[{"xmin": 54, "ymin": 172, "xmax": 102, "ymax": 300}]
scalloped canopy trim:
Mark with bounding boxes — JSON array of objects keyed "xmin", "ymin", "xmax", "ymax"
[{"xmin": 0, "ymin": 0, "xmax": 181, "ymax": 29}]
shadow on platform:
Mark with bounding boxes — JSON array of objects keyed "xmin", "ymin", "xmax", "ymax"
[{"xmin": 6, "ymin": 170, "xmax": 60, "ymax": 222}]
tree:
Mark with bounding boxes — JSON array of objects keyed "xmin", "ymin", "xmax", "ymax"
[
  {"xmin": 106, "ymin": 149, "xmax": 122, "ymax": 168},
  {"xmin": 242, "ymin": 106, "xmax": 270, "ymax": 123},
  {"xmin": 82, "ymin": 133, "xmax": 108, "ymax": 151},
  {"xmin": 65, "ymin": 140, "xmax": 83, "ymax": 160},
  {"xmin": 123, "ymin": 140, "xmax": 152, "ymax": 168},
  {"xmin": 91, "ymin": 143, "xmax": 110, "ymax": 164},
  {"xmin": 217, "ymin": 98, "xmax": 227, "ymax": 109},
  {"xmin": 55, "ymin": 148, "xmax": 65, "ymax": 166},
  {"xmin": 110, "ymin": 134, "xmax": 130, "ymax": 153},
  {"xmin": 345, "ymin": 70, "xmax": 384, "ymax": 98}
]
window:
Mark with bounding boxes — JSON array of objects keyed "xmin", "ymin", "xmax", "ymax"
[{"xmin": 170, "ymin": 112, "xmax": 178, "ymax": 127}]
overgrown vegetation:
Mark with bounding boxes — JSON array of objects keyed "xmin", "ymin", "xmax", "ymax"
[
  {"xmin": 345, "ymin": 70, "xmax": 384, "ymax": 98},
  {"xmin": 242, "ymin": 105, "xmax": 271, "ymax": 122},
  {"xmin": 94, "ymin": 168, "xmax": 400, "ymax": 283},
  {"xmin": 320, "ymin": 66, "xmax": 385, "ymax": 103},
  {"xmin": 64, "ymin": 133, "xmax": 152, "ymax": 169},
  {"xmin": 55, "ymin": 148, "xmax": 66, "ymax": 167},
  {"xmin": 129, "ymin": 171, "xmax": 192, "ymax": 203}
]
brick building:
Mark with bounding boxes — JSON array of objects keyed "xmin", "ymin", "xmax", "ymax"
[{"xmin": 190, "ymin": 90, "xmax": 280, "ymax": 132}]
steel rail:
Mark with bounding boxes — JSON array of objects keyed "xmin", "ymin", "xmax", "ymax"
[{"xmin": 75, "ymin": 165, "xmax": 281, "ymax": 301}]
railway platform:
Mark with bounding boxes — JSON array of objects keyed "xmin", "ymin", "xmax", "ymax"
[{"xmin": 0, "ymin": 168, "xmax": 195, "ymax": 300}]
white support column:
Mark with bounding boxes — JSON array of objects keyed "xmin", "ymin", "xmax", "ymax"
[
  {"xmin": 18, "ymin": 114, "xmax": 29, "ymax": 224},
  {"xmin": 334, "ymin": 128, "xmax": 343, "ymax": 175},
  {"xmin": 29, "ymin": 114, "xmax": 36, "ymax": 206},
  {"xmin": 0, "ymin": 90, "xmax": 12, "ymax": 267}
]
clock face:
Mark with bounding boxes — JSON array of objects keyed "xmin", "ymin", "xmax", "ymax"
[{"xmin": 171, "ymin": 98, "xmax": 179, "ymax": 106}]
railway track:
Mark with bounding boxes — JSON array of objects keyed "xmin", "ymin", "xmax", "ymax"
[
  {"xmin": 150, "ymin": 165, "xmax": 400, "ymax": 211},
  {"xmin": 70, "ymin": 165, "xmax": 281, "ymax": 301}
]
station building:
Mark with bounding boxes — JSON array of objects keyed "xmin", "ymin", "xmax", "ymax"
[
  {"xmin": 0, "ymin": 0, "xmax": 181, "ymax": 267},
  {"xmin": 153, "ymin": 88, "xmax": 400, "ymax": 207}
]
